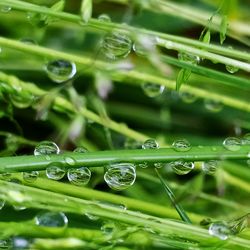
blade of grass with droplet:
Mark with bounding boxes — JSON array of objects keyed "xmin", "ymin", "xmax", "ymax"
[{"xmin": 155, "ymin": 168, "xmax": 192, "ymax": 224}]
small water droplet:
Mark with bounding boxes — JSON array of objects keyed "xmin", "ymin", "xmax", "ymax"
[
  {"xmin": 23, "ymin": 171, "xmax": 39, "ymax": 183},
  {"xmin": 73, "ymin": 146, "xmax": 88, "ymax": 153},
  {"xmin": 35, "ymin": 211, "xmax": 68, "ymax": 227},
  {"xmin": 209, "ymin": 221, "xmax": 231, "ymax": 240},
  {"xmin": 225, "ymin": 64, "xmax": 239, "ymax": 74},
  {"xmin": 204, "ymin": 99, "xmax": 223, "ymax": 113},
  {"xmin": 142, "ymin": 83, "xmax": 165, "ymax": 98},
  {"xmin": 242, "ymin": 133, "xmax": 250, "ymax": 145},
  {"xmin": 178, "ymin": 52, "xmax": 200, "ymax": 64},
  {"xmin": 201, "ymin": 160, "xmax": 218, "ymax": 175},
  {"xmin": 10, "ymin": 89, "xmax": 34, "ymax": 109},
  {"xmin": 64, "ymin": 156, "xmax": 76, "ymax": 166},
  {"xmin": 45, "ymin": 60, "xmax": 77, "ymax": 83},
  {"xmin": 1, "ymin": 6, "xmax": 11, "ymax": 13},
  {"xmin": 34, "ymin": 141, "xmax": 60, "ymax": 156},
  {"xmin": 98, "ymin": 14, "xmax": 111, "ymax": 22},
  {"xmin": 138, "ymin": 162, "xmax": 148, "ymax": 168},
  {"xmin": 142, "ymin": 138, "xmax": 159, "ymax": 149},
  {"xmin": 170, "ymin": 160, "xmax": 194, "ymax": 175},
  {"xmin": 104, "ymin": 163, "xmax": 136, "ymax": 191},
  {"xmin": 101, "ymin": 31, "xmax": 132, "ymax": 60},
  {"xmin": 67, "ymin": 167, "xmax": 91, "ymax": 186},
  {"xmin": 179, "ymin": 92, "xmax": 197, "ymax": 104},
  {"xmin": 101, "ymin": 221, "xmax": 116, "ymax": 235},
  {"xmin": 172, "ymin": 139, "xmax": 191, "ymax": 152},
  {"xmin": 154, "ymin": 163, "xmax": 163, "ymax": 168},
  {"xmin": 20, "ymin": 38, "xmax": 37, "ymax": 45},
  {"xmin": 0, "ymin": 199, "xmax": 5, "ymax": 210},
  {"xmin": 223, "ymin": 137, "xmax": 241, "ymax": 151},
  {"xmin": 46, "ymin": 162, "xmax": 65, "ymax": 180},
  {"xmin": 85, "ymin": 213, "xmax": 99, "ymax": 221}
]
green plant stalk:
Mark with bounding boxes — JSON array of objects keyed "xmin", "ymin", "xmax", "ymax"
[
  {"xmin": 1, "ymin": 0, "xmax": 250, "ymax": 62},
  {"xmin": 0, "ymin": 180, "xmax": 249, "ymax": 248},
  {"xmin": 0, "ymin": 146, "xmax": 249, "ymax": 173}
]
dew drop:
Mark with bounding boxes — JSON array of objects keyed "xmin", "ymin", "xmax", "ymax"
[
  {"xmin": 23, "ymin": 171, "xmax": 39, "ymax": 183},
  {"xmin": 35, "ymin": 211, "xmax": 68, "ymax": 227},
  {"xmin": 178, "ymin": 52, "xmax": 200, "ymax": 65},
  {"xmin": 223, "ymin": 137, "xmax": 241, "ymax": 151},
  {"xmin": 142, "ymin": 83, "xmax": 165, "ymax": 98},
  {"xmin": 242, "ymin": 133, "xmax": 250, "ymax": 145},
  {"xmin": 172, "ymin": 139, "xmax": 191, "ymax": 152},
  {"xmin": 101, "ymin": 31, "xmax": 132, "ymax": 60},
  {"xmin": 67, "ymin": 167, "xmax": 91, "ymax": 186},
  {"xmin": 104, "ymin": 163, "xmax": 136, "ymax": 191},
  {"xmin": 209, "ymin": 221, "xmax": 231, "ymax": 240},
  {"xmin": 45, "ymin": 60, "xmax": 77, "ymax": 83},
  {"xmin": 34, "ymin": 141, "xmax": 60, "ymax": 156},
  {"xmin": 170, "ymin": 160, "xmax": 194, "ymax": 175},
  {"xmin": 201, "ymin": 160, "xmax": 218, "ymax": 175},
  {"xmin": 64, "ymin": 156, "xmax": 76, "ymax": 166},
  {"xmin": 204, "ymin": 99, "xmax": 223, "ymax": 113},
  {"xmin": 179, "ymin": 92, "xmax": 197, "ymax": 104},
  {"xmin": 20, "ymin": 38, "xmax": 37, "ymax": 45},
  {"xmin": 85, "ymin": 213, "xmax": 99, "ymax": 221},
  {"xmin": 0, "ymin": 199, "xmax": 5, "ymax": 210},
  {"xmin": 98, "ymin": 14, "xmax": 111, "ymax": 22},
  {"xmin": 73, "ymin": 146, "xmax": 88, "ymax": 153},
  {"xmin": 138, "ymin": 162, "xmax": 148, "ymax": 168},
  {"xmin": 10, "ymin": 89, "xmax": 35, "ymax": 109},
  {"xmin": 225, "ymin": 64, "xmax": 239, "ymax": 74},
  {"xmin": 142, "ymin": 138, "xmax": 159, "ymax": 149},
  {"xmin": 1, "ymin": 6, "xmax": 11, "ymax": 13},
  {"xmin": 46, "ymin": 162, "xmax": 65, "ymax": 180}
]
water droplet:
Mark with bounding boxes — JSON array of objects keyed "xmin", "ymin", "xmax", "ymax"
[
  {"xmin": 34, "ymin": 141, "xmax": 60, "ymax": 156},
  {"xmin": 85, "ymin": 213, "xmax": 99, "ymax": 221},
  {"xmin": 101, "ymin": 221, "xmax": 116, "ymax": 235},
  {"xmin": 20, "ymin": 38, "xmax": 37, "ymax": 45},
  {"xmin": 209, "ymin": 221, "xmax": 231, "ymax": 240},
  {"xmin": 104, "ymin": 163, "xmax": 136, "ymax": 191},
  {"xmin": 46, "ymin": 162, "xmax": 65, "ymax": 180},
  {"xmin": 23, "ymin": 171, "xmax": 39, "ymax": 183},
  {"xmin": 0, "ymin": 199, "xmax": 5, "ymax": 210},
  {"xmin": 178, "ymin": 52, "xmax": 200, "ymax": 64},
  {"xmin": 223, "ymin": 137, "xmax": 241, "ymax": 151},
  {"xmin": 35, "ymin": 211, "xmax": 68, "ymax": 227},
  {"xmin": 242, "ymin": 133, "xmax": 250, "ymax": 145},
  {"xmin": 13, "ymin": 237, "xmax": 30, "ymax": 249},
  {"xmin": 10, "ymin": 89, "xmax": 34, "ymax": 108},
  {"xmin": 142, "ymin": 83, "xmax": 165, "ymax": 98},
  {"xmin": 170, "ymin": 160, "xmax": 194, "ymax": 175},
  {"xmin": 98, "ymin": 14, "xmax": 111, "ymax": 22},
  {"xmin": 172, "ymin": 139, "xmax": 191, "ymax": 152},
  {"xmin": 138, "ymin": 162, "xmax": 148, "ymax": 168},
  {"xmin": 45, "ymin": 60, "xmax": 77, "ymax": 83},
  {"xmin": 13, "ymin": 205, "xmax": 27, "ymax": 211},
  {"xmin": 101, "ymin": 31, "xmax": 132, "ymax": 60},
  {"xmin": 1, "ymin": 6, "xmax": 11, "ymax": 13},
  {"xmin": 179, "ymin": 92, "xmax": 197, "ymax": 104},
  {"xmin": 154, "ymin": 163, "xmax": 163, "ymax": 168},
  {"xmin": 142, "ymin": 139, "xmax": 159, "ymax": 149},
  {"xmin": 73, "ymin": 146, "xmax": 88, "ymax": 153},
  {"xmin": 64, "ymin": 156, "xmax": 76, "ymax": 166},
  {"xmin": 204, "ymin": 99, "xmax": 223, "ymax": 113},
  {"xmin": 225, "ymin": 64, "xmax": 239, "ymax": 74},
  {"xmin": 67, "ymin": 167, "xmax": 91, "ymax": 186},
  {"xmin": 201, "ymin": 160, "xmax": 218, "ymax": 175}
]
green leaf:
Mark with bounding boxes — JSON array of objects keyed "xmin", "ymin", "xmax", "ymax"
[
  {"xmin": 80, "ymin": 0, "xmax": 92, "ymax": 23},
  {"xmin": 220, "ymin": 15, "xmax": 228, "ymax": 44},
  {"xmin": 176, "ymin": 68, "xmax": 191, "ymax": 91},
  {"xmin": 51, "ymin": 0, "xmax": 65, "ymax": 12},
  {"xmin": 202, "ymin": 30, "xmax": 211, "ymax": 44}
]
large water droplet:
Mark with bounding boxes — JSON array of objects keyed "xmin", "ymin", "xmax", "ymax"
[
  {"xmin": 45, "ymin": 60, "xmax": 77, "ymax": 83},
  {"xmin": 46, "ymin": 162, "xmax": 65, "ymax": 180},
  {"xmin": 223, "ymin": 137, "xmax": 241, "ymax": 151},
  {"xmin": 172, "ymin": 139, "xmax": 191, "ymax": 152},
  {"xmin": 178, "ymin": 52, "xmax": 200, "ymax": 64},
  {"xmin": 179, "ymin": 92, "xmax": 197, "ymax": 104},
  {"xmin": 98, "ymin": 14, "xmax": 111, "ymax": 22},
  {"xmin": 35, "ymin": 211, "xmax": 68, "ymax": 227},
  {"xmin": 170, "ymin": 160, "xmax": 194, "ymax": 175},
  {"xmin": 101, "ymin": 31, "xmax": 132, "ymax": 60},
  {"xmin": 204, "ymin": 99, "xmax": 223, "ymax": 113},
  {"xmin": 142, "ymin": 83, "xmax": 165, "ymax": 98},
  {"xmin": 225, "ymin": 64, "xmax": 239, "ymax": 74},
  {"xmin": 201, "ymin": 160, "xmax": 218, "ymax": 175},
  {"xmin": 209, "ymin": 221, "xmax": 231, "ymax": 240},
  {"xmin": 104, "ymin": 163, "xmax": 136, "ymax": 191},
  {"xmin": 67, "ymin": 167, "xmax": 91, "ymax": 186},
  {"xmin": 23, "ymin": 171, "xmax": 39, "ymax": 183},
  {"xmin": 242, "ymin": 133, "xmax": 250, "ymax": 145},
  {"xmin": 0, "ymin": 199, "xmax": 5, "ymax": 210},
  {"xmin": 142, "ymin": 139, "xmax": 159, "ymax": 149},
  {"xmin": 34, "ymin": 141, "xmax": 60, "ymax": 156}
]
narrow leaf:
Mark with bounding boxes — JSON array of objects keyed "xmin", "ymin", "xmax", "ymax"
[
  {"xmin": 51, "ymin": 0, "xmax": 65, "ymax": 12},
  {"xmin": 155, "ymin": 169, "xmax": 192, "ymax": 224},
  {"xmin": 80, "ymin": 0, "xmax": 92, "ymax": 23},
  {"xmin": 202, "ymin": 30, "xmax": 211, "ymax": 44},
  {"xmin": 176, "ymin": 68, "xmax": 191, "ymax": 91},
  {"xmin": 220, "ymin": 15, "xmax": 228, "ymax": 44}
]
